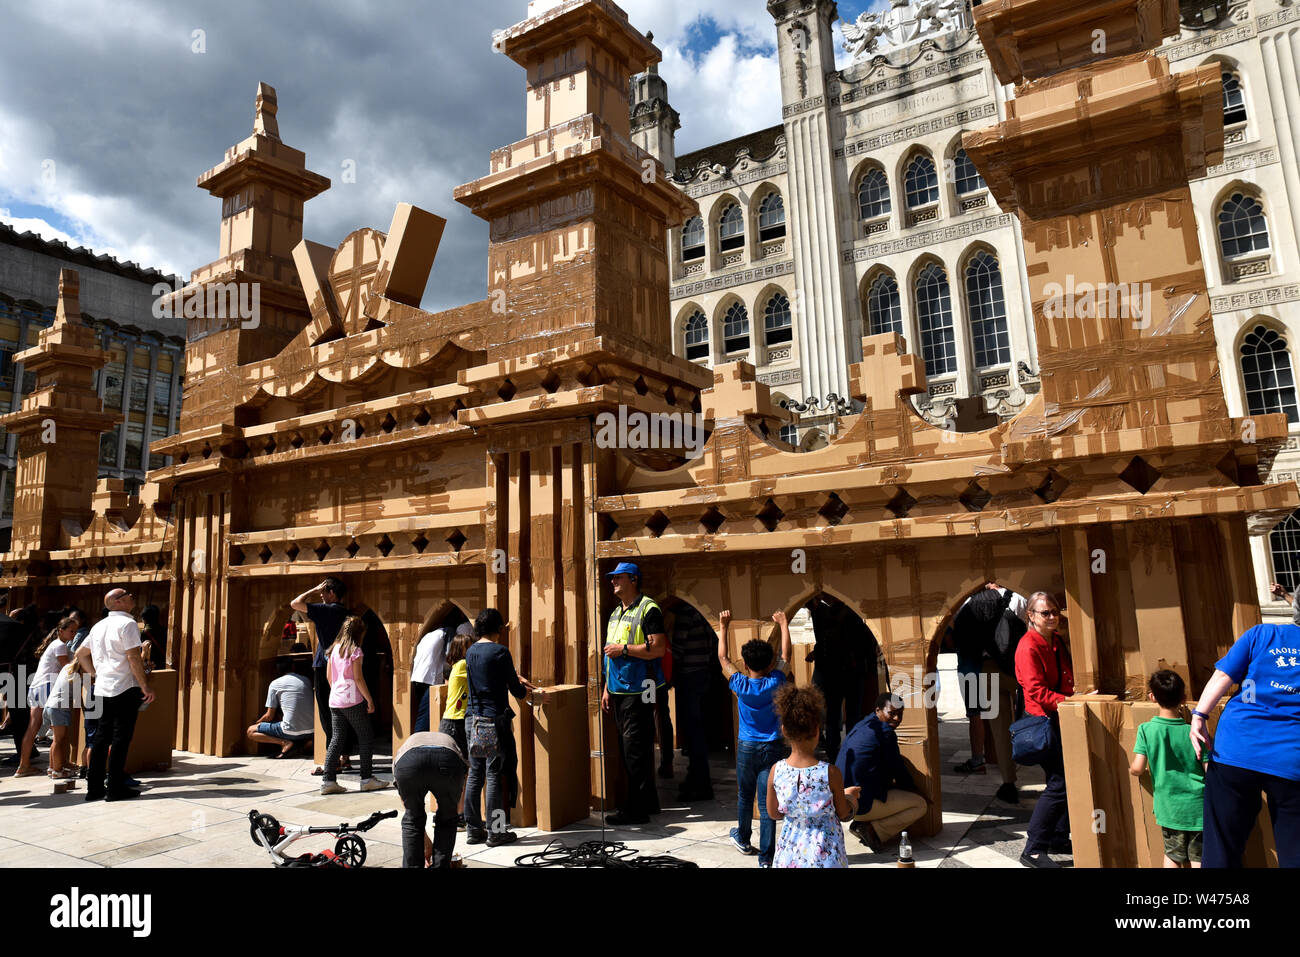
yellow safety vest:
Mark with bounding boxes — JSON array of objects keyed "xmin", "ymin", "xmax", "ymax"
[{"xmin": 604, "ymin": 594, "xmax": 665, "ymax": 695}]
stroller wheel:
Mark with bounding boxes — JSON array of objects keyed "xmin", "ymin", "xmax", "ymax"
[
  {"xmin": 249, "ymin": 813, "xmax": 280, "ymax": 848},
  {"xmin": 334, "ymin": 834, "xmax": 367, "ymax": 868}
]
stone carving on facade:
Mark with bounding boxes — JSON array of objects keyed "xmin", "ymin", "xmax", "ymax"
[
  {"xmin": 779, "ymin": 393, "xmax": 860, "ymax": 416},
  {"xmin": 842, "ymin": 0, "xmax": 971, "ymax": 59},
  {"xmin": 788, "ymin": 20, "xmax": 811, "ymax": 99},
  {"xmin": 984, "ymin": 387, "xmax": 1029, "ymax": 419},
  {"xmin": 913, "ymin": 394, "xmax": 958, "ymax": 426},
  {"xmin": 1211, "ymin": 281, "xmax": 1300, "ymax": 314}
]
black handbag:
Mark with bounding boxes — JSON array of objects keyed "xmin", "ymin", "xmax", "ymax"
[{"xmin": 1009, "ymin": 639, "xmax": 1065, "ymax": 766}]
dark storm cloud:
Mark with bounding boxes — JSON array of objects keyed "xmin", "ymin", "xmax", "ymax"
[{"xmin": 1, "ymin": 0, "xmax": 530, "ymax": 311}]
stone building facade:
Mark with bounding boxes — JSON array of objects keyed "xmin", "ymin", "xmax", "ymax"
[
  {"xmin": 0, "ymin": 225, "xmax": 185, "ymax": 546},
  {"xmin": 631, "ymin": 0, "xmax": 1300, "ymax": 615}
]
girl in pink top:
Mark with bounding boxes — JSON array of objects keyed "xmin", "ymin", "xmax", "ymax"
[{"xmin": 320, "ymin": 616, "xmax": 389, "ymax": 794}]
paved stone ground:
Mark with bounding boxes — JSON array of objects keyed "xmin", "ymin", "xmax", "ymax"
[{"xmin": 0, "ymin": 658, "xmax": 1066, "ymax": 868}]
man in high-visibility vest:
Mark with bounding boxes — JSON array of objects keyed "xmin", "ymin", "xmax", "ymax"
[{"xmin": 601, "ymin": 562, "xmax": 667, "ymax": 826}]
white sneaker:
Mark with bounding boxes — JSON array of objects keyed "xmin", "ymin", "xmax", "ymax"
[
  {"xmin": 359, "ymin": 777, "xmax": 391, "ymax": 792},
  {"xmin": 320, "ymin": 781, "xmax": 346, "ymax": 795}
]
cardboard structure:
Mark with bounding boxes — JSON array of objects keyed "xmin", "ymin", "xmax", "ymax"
[{"xmin": 0, "ymin": 0, "xmax": 1294, "ymax": 853}]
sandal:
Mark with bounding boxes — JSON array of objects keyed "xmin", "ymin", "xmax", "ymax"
[
  {"xmin": 14, "ymin": 767, "xmax": 41, "ymax": 777},
  {"xmin": 311, "ymin": 766, "xmax": 326, "ymax": 776},
  {"xmin": 952, "ymin": 758, "xmax": 987, "ymax": 774}
]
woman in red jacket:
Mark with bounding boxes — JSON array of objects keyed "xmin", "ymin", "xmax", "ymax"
[{"xmin": 1015, "ymin": 591, "xmax": 1080, "ymax": 868}]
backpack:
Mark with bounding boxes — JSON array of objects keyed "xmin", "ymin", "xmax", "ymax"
[{"xmin": 990, "ymin": 603, "xmax": 1027, "ymax": 677}]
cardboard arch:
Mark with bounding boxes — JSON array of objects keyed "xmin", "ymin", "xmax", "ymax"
[{"xmin": 417, "ymin": 598, "xmax": 474, "ymax": 640}]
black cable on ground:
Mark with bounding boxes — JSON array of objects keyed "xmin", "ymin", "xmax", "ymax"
[{"xmin": 515, "ymin": 838, "xmax": 699, "ymax": 868}]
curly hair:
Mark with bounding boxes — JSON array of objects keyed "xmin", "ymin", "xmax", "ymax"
[
  {"xmin": 774, "ymin": 683, "xmax": 824, "ymax": 743},
  {"xmin": 740, "ymin": 638, "xmax": 775, "ymax": 672}
]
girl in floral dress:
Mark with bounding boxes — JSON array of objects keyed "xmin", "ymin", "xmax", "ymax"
[{"xmin": 767, "ymin": 684, "xmax": 860, "ymax": 868}]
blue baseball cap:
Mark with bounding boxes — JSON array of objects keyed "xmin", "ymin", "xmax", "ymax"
[{"xmin": 607, "ymin": 562, "xmax": 640, "ymax": 579}]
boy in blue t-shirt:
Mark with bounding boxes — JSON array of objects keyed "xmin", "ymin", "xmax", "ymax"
[
  {"xmin": 1129, "ymin": 670, "xmax": 1205, "ymax": 867},
  {"xmin": 718, "ymin": 609, "xmax": 793, "ymax": 867}
]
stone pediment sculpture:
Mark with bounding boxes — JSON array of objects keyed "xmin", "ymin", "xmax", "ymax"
[{"xmin": 843, "ymin": 0, "xmax": 971, "ymax": 58}]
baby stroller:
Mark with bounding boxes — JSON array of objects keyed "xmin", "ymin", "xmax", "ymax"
[{"xmin": 248, "ymin": 808, "xmax": 397, "ymax": 868}]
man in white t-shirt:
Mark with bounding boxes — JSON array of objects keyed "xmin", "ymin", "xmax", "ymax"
[
  {"xmin": 75, "ymin": 588, "xmax": 155, "ymax": 801},
  {"xmin": 411, "ymin": 621, "xmax": 473, "ymax": 732}
]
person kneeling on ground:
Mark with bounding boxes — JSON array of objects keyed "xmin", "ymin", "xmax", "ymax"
[
  {"xmin": 393, "ymin": 729, "xmax": 468, "ymax": 868},
  {"xmin": 247, "ymin": 645, "xmax": 315, "ymax": 758},
  {"xmin": 838, "ymin": 692, "xmax": 928, "ymax": 854}
]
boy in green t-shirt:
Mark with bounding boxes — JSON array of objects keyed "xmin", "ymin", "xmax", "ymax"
[{"xmin": 1129, "ymin": 670, "xmax": 1206, "ymax": 868}]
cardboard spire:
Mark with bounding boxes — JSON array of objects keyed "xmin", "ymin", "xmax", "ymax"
[
  {"xmin": 253, "ymin": 82, "xmax": 280, "ymax": 139},
  {"xmin": 54, "ymin": 268, "xmax": 81, "ymax": 326}
]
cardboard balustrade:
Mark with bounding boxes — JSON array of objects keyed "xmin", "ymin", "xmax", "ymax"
[{"xmin": 0, "ymin": 0, "xmax": 1289, "ymax": 859}]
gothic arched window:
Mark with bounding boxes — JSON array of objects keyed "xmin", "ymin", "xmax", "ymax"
[
  {"xmin": 719, "ymin": 203, "xmax": 745, "ymax": 253},
  {"xmin": 1222, "ymin": 71, "xmax": 1247, "ymax": 127},
  {"xmin": 723, "ymin": 301, "xmax": 750, "ymax": 353},
  {"xmin": 684, "ymin": 311, "xmax": 709, "ymax": 361},
  {"xmin": 1240, "ymin": 324, "xmax": 1299, "ymax": 423},
  {"xmin": 952, "ymin": 149, "xmax": 986, "ymax": 196},
  {"xmin": 866, "ymin": 274, "xmax": 903, "ymax": 337},
  {"xmin": 965, "ymin": 250, "xmax": 1010, "ymax": 368},
  {"xmin": 915, "ymin": 262, "xmax": 956, "ymax": 377},
  {"xmin": 858, "ymin": 167, "xmax": 891, "ymax": 221},
  {"xmin": 1269, "ymin": 509, "xmax": 1300, "ymax": 593},
  {"xmin": 758, "ymin": 193, "xmax": 786, "ymax": 242},
  {"xmin": 765, "ymin": 293, "xmax": 793, "ymax": 345},
  {"xmin": 681, "ymin": 217, "xmax": 705, "ymax": 262},
  {"xmin": 1218, "ymin": 193, "xmax": 1270, "ymax": 259},
  {"xmin": 905, "ymin": 154, "xmax": 939, "ymax": 209}
]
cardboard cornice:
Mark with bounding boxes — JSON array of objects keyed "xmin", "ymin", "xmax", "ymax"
[
  {"xmin": 597, "ymin": 483, "xmax": 1298, "ymax": 557},
  {"xmin": 0, "ymin": 403, "xmax": 120, "ymax": 435},
  {"xmin": 455, "ymin": 127, "xmax": 696, "ymax": 229},
  {"xmin": 499, "ymin": 0, "xmax": 659, "ymax": 73},
  {"xmin": 973, "ymin": 0, "xmax": 1180, "ymax": 85},
  {"xmin": 963, "ymin": 56, "xmax": 1224, "ymax": 218},
  {"xmin": 197, "ymin": 137, "xmax": 329, "ymax": 200},
  {"xmin": 458, "ymin": 334, "xmax": 712, "ymax": 392},
  {"xmin": 228, "ymin": 510, "xmax": 487, "ymax": 546}
]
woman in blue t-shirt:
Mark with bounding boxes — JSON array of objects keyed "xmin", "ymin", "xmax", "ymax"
[{"xmin": 1190, "ymin": 622, "xmax": 1300, "ymax": 867}]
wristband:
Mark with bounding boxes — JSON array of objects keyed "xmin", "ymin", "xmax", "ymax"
[{"xmin": 1192, "ymin": 709, "xmax": 1209, "ymax": 720}]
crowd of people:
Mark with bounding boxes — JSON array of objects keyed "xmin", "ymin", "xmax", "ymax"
[
  {"xmin": 0, "ymin": 588, "xmax": 160, "ymax": 800},
  {"xmin": 4, "ymin": 565, "xmax": 1294, "ymax": 871},
  {"xmin": 232, "ymin": 569, "xmax": 1300, "ymax": 869}
]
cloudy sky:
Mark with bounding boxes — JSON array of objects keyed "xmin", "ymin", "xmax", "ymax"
[{"xmin": 0, "ymin": 0, "xmax": 882, "ymax": 311}]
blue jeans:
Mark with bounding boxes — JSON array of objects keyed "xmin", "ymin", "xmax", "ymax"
[
  {"xmin": 736, "ymin": 739, "xmax": 785, "ymax": 864},
  {"xmin": 464, "ymin": 714, "xmax": 518, "ymax": 834}
]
